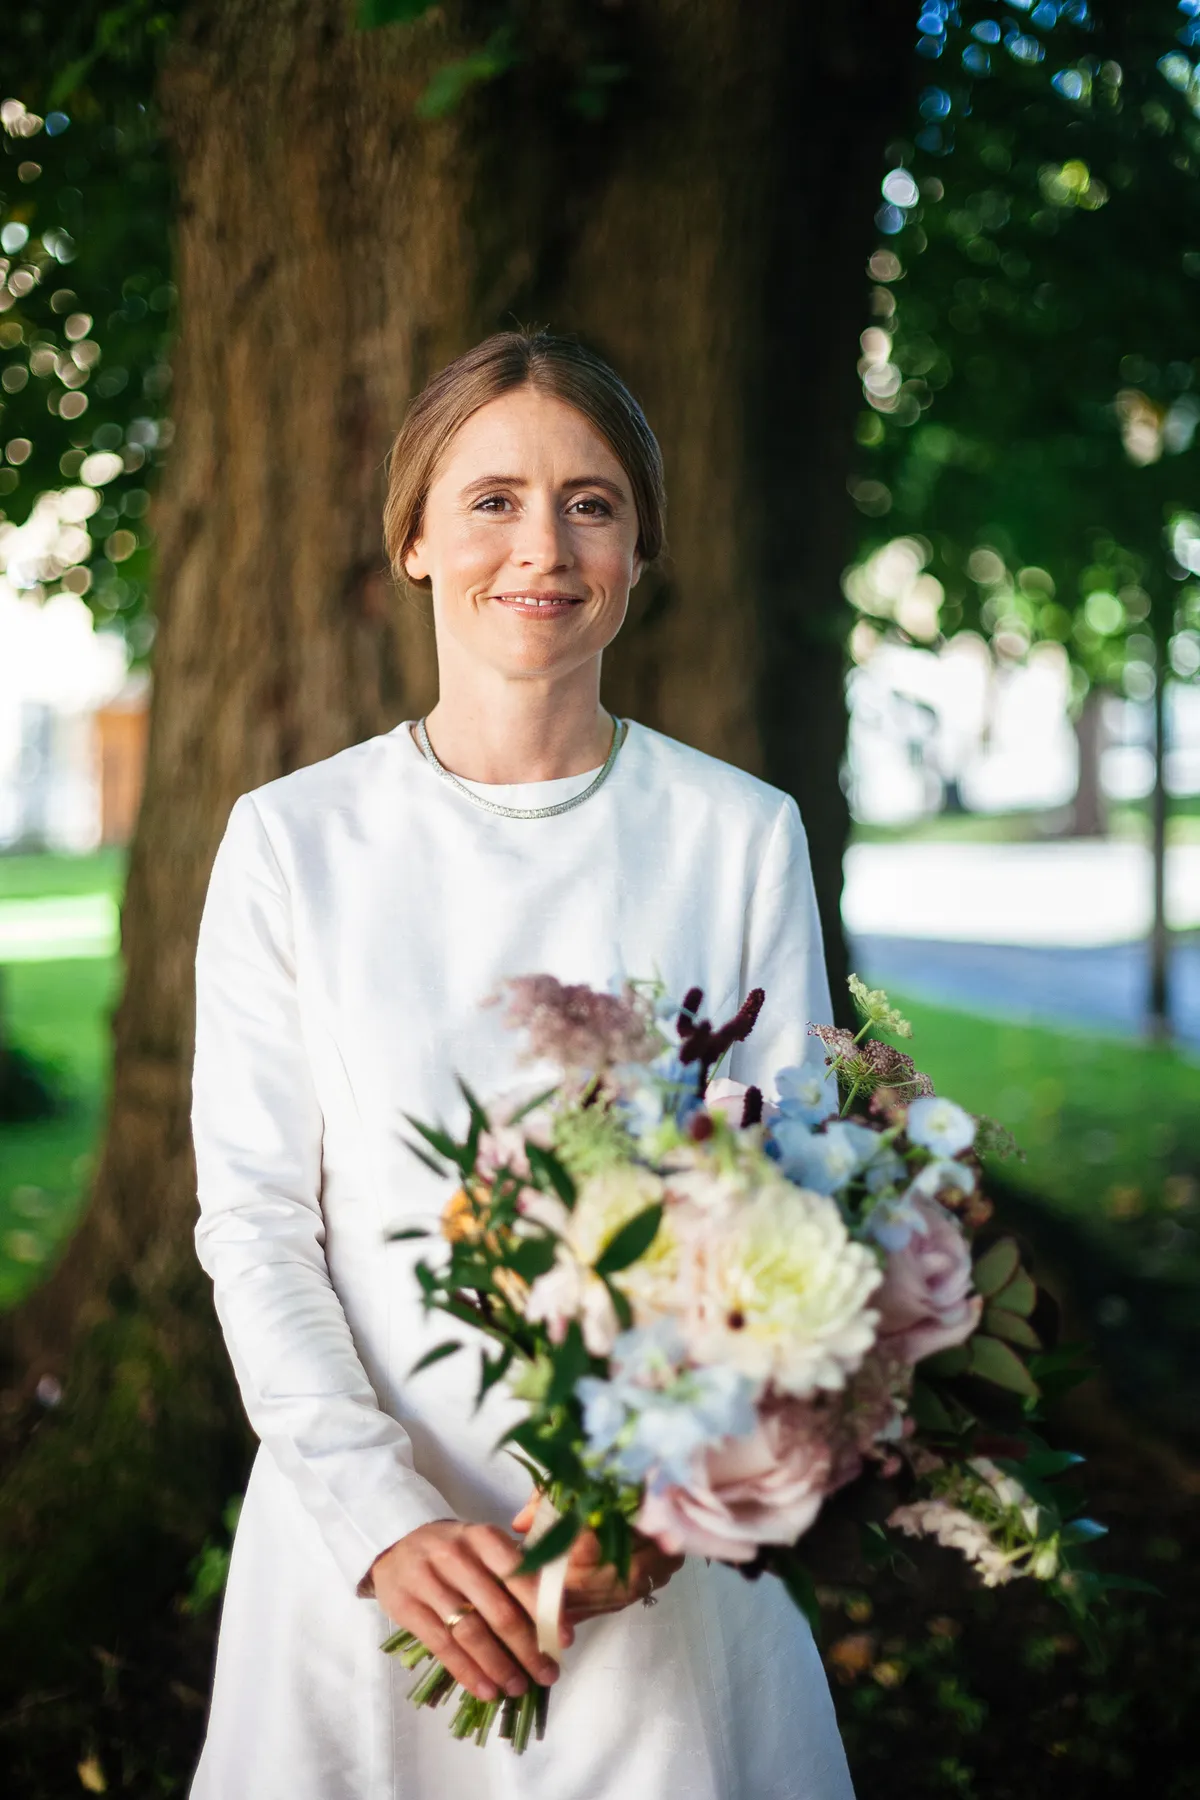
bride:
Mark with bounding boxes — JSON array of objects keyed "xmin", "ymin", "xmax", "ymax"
[{"xmin": 190, "ymin": 330, "xmax": 855, "ymax": 1798}]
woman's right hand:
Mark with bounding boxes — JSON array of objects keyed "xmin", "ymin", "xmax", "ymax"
[{"xmin": 368, "ymin": 1520, "xmax": 570, "ymax": 1703}]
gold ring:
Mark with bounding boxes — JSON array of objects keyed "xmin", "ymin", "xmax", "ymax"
[{"xmin": 443, "ymin": 1604, "xmax": 475, "ymax": 1631}]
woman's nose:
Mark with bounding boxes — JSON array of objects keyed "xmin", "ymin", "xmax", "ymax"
[{"xmin": 514, "ymin": 499, "xmax": 572, "ymax": 571}]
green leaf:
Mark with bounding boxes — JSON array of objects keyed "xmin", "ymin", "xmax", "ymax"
[
  {"xmin": 972, "ymin": 1237, "xmax": 1021, "ymax": 1297},
  {"xmin": 984, "ymin": 1306, "xmax": 1042, "ymax": 1349},
  {"xmin": 1060, "ymin": 1517, "xmax": 1108, "ymax": 1545},
  {"xmin": 386, "ymin": 1226, "xmax": 431, "ymax": 1242},
  {"xmin": 415, "ymin": 28, "xmax": 520, "ymax": 121},
  {"xmin": 525, "ymin": 1144, "xmax": 577, "ymax": 1208},
  {"xmin": 909, "ymin": 1378, "xmax": 957, "ymax": 1433},
  {"xmin": 507, "ymin": 1086, "xmax": 560, "ymax": 1125},
  {"xmin": 994, "ymin": 1267, "xmax": 1037, "ymax": 1317},
  {"xmin": 604, "ymin": 1275, "xmax": 633, "ymax": 1332},
  {"xmin": 408, "ymin": 1339, "xmax": 462, "ymax": 1377},
  {"xmin": 967, "ymin": 1334, "xmax": 1040, "ymax": 1398},
  {"xmin": 403, "ymin": 1116, "xmax": 471, "ymax": 1174},
  {"xmin": 506, "ymin": 1237, "xmax": 558, "ymax": 1283},
  {"xmin": 404, "ymin": 1139, "xmax": 454, "ymax": 1179},
  {"xmin": 478, "ymin": 1344, "xmax": 515, "ymax": 1402},
  {"xmin": 516, "ymin": 1511, "xmax": 580, "ymax": 1576},
  {"xmin": 546, "ymin": 1322, "xmax": 589, "ymax": 1407},
  {"xmin": 1001, "ymin": 1448, "xmax": 1083, "ymax": 1482},
  {"xmin": 922, "ymin": 1344, "xmax": 970, "ymax": 1378},
  {"xmin": 594, "ymin": 1204, "xmax": 663, "ymax": 1277}
]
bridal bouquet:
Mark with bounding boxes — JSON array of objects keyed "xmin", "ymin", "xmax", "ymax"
[{"xmin": 384, "ymin": 973, "xmax": 1103, "ymax": 1752}]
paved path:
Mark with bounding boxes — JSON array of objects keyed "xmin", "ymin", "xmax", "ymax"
[
  {"xmin": 843, "ymin": 841, "xmax": 1200, "ymax": 946},
  {"xmin": 851, "ymin": 934, "xmax": 1200, "ymax": 1053}
]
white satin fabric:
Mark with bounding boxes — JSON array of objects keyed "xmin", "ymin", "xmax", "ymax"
[{"xmin": 190, "ymin": 717, "xmax": 855, "ymax": 1800}]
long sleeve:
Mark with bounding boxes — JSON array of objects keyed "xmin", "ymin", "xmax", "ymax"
[
  {"xmin": 192, "ymin": 793, "xmax": 453, "ymax": 1593},
  {"xmin": 730, "ymin": 795, "xmax": 834, "ymax": 1093}
]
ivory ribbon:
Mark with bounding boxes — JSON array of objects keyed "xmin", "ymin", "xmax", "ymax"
[{"xmin": 527, "ymin": 1491, "xmax": 570, "ymax": 1660}]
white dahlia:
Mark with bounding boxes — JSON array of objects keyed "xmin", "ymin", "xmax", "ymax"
[
  {"xmin": 523, "ymin": 1166, "xmax": 681, "ymax": 1348},
  {"xmin": 682, "ymin": 1179, "xmax": 883, "ymax": 1396}
]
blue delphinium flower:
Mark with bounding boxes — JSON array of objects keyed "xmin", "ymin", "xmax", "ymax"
[
  {"xmin": 906, "ymin": 1095, "xmax": 976, "ymax": 1158},
  {"xmin": 864, "ymin": 1192, "xmax": 925, "ymax": 1251},
  {"xmin": 577, "ymin": 1322, "xmax": 759, "ymax": 1487},
  {"xmin": 867, "ymin": 1157, "xmax": 976, "ymax": 1250},
  {"xmin": 774, "ymin": 1042, "xmax": 838, "ymax": 1126},
  {"xmin": 773, "ymin": 1119, "xmax": 880, "ymax": 1195}
]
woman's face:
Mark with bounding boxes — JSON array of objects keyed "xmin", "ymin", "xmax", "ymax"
[{"xmin": 404, "ymin": 386, "xmax": 643, "ymax": 684}]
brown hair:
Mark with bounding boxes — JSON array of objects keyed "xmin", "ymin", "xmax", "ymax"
[{"xmin": 383, "ymin": 330, "xmax": 666, "ymax": 584}]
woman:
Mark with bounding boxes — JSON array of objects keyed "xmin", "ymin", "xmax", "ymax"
[{"xmin": 191, "ymin": 331, "xmax": 855, "ymax": 1799}]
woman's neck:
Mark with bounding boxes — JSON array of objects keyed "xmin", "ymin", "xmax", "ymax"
[{"xmin": 418, "ymin": 666, "xmax": 614, "ymax": 783}]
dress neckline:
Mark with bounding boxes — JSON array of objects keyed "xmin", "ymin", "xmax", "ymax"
[{"xmin": 395, "ymin": 717, "xmax": 630, "ymax": 811}]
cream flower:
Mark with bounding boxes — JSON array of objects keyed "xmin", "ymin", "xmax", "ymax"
[
  {"xmin": 681, "ymin": 1179, "xmax": 883, "ymax": 1396},
  {"xmin": 522, "ymin": 1166, "xmax": 679, "ymax": 1350}
]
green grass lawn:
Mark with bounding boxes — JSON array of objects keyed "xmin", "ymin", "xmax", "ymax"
[
  {"xmin": 0, "ymin": 956, "xmax": 121, "ymax": 1309},
  {"xmin": 0, "ymin": 850, "xmax": 126, "ymax": 1309},
  {"xmin": 896, "ymin": 992, "xmax": 1200, "ymax": 1254}
]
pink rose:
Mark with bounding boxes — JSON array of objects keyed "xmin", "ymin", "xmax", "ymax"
[
  {"xmin": 634, "ymin": 1395, "xmax": 838, "ymax": 1563},
  {"xmin": 704, "ymin": 1077, "xmax": 751, "ymax": 1124},
  {"xmin": 874, "ymin": 1197, "xmax": 982, "ymax": 1366}
]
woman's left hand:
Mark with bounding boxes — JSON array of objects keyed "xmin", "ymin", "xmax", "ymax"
[{"xmin": 511, "ymin": 1493, "xmax": 685, "ymax": 1625}]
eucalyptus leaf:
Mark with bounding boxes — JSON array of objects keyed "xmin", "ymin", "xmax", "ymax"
[
  {"xmin": 994, "ymin": 1267, "xmax": 1037, "ymax": 1318},
  {"xmin": 984, "ymin": 1306, "xmax": 1042, "ymax": 1350},
  {"xmin": 385, "ymin": 1226, "xmax": 430, "ymax": 1242},
  {"xmin": 967, "ymin": 1334, "xmax": 1040, "ymax": 1397},
  {"xmin": 972, "ymin": 1237, "xmax": 1021, "ymax": 1297}
]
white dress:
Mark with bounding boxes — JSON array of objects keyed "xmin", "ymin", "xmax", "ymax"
[{"xmin": 190, "ymin": 717, "xmax": 855, "ymax": 1800}]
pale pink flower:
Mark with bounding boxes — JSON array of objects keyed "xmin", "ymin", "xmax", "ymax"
[
  {"xmin": 634, "ymin": 1393, "xmax": 840, "ymax": 1562},
  {"xmin": 704, "ymin": 1077, "xmax": 751, "ymax": 1124},
  {"xmin": 524, "ymin": 1249, "xmax": 621, "ymax": 1356},
  {"xmin": 873, "ymin": 1196, "xmax": 982, "ymax": 1366},
  {"xmin": 887, "ymin": 1499, "xmax": 1020, "ymax": 1587},
  {"xmin": 494, "ymin": 975, "xmax": 662, "ymax": 1074}
]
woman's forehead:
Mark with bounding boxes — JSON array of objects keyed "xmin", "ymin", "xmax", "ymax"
[{"xmin": 433, "ymin": 388, "xmax": 626, "ymax": 484}]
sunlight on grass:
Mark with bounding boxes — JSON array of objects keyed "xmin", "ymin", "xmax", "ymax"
[{"xmin": 892, "ymin": 991, "xmax": 1200, "ymax": 1279}]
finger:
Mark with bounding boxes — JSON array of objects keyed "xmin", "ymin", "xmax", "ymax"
[
  {"xmin": 510, "ymin": 1495, "xmax": 538, "ymax": 1534},
  {"xmin": 466, "ymin": 1523, "xmax": 543, "ymax": 1619},
  {"xmin": 401, "ymin": 1596, "xmax": 503, "ymax": 1704},
  {"xmin": 417, "ymin": 1568, "xmax": 536, "ymax": 1697},
  {"xmin": 442, "ymin": 1538, "xmax": 561, "ymax": 1687}
]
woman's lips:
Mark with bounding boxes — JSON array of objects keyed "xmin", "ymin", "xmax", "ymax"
[{"xmin": 491, "ymin": 593, "xmax": 585, "ymax": 618}]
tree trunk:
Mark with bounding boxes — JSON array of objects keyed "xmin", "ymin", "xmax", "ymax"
[
  {"xmin": 1069, "ymin": 682, "xmax": 1109, "ymax": 839},
  {"xmin": 1148, "ymin": 651, "xmax": 1170, "ymax": 1038}
]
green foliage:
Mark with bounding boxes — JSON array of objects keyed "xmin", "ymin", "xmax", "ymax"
[
  {"xmin": 849, "ymin": 1, "xmax": 1200, "ymax": 695},
  {"xmin": 415, "ymin": 26, "xmax": 521, "ymax": 120},
  {"xmin": 0, "ymin": 2, "xmax": 183, "ymax": 654}
]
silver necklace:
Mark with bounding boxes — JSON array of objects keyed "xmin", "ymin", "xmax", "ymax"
[{"xmin": 414, "ymin": 715, "xmax": 628, "ymax": 821}]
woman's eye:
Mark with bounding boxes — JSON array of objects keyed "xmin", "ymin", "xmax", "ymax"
[
  {"xmin": 568, "ymin": 496, "xmax": 612, "ymax": 517},
  {"xmin": 475, "ymin": 494, "xmax": 511, "ymax": 513}
]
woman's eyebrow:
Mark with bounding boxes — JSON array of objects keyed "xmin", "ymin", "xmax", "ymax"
[{"xmin": 459, "ymin": 473, "xmax": 628, "ymax": 499}]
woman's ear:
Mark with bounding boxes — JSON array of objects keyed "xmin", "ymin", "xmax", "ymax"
[
  {"xmin": 630, "ymin": 552, "xmax": 644, "ymax": 590},
  {"xmin": 403, "ymin": 537, "xmax": 428, "ymax": 583}
]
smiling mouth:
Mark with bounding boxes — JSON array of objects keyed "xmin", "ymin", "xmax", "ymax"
[{"xmin": 491, "ymin": 593, "xmax": 586, "ymax": 614}]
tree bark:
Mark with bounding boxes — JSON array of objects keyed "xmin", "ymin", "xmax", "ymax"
[
  {"xmin": 1069, "ymin": 682, "xmax": 1109, "ymax": 839},
  {"xmin": 2, "ymin": 0, "xmax": 916, "ymax": 1386}
]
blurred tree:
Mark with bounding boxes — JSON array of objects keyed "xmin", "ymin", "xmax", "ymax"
[
  {"xmin": 844, "ymin": 0, "xmax": 1200, "ymax": 1032},
  {"xmin": 0, "ymin": 0, "xmax": 918, "ymax": 1750}
]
